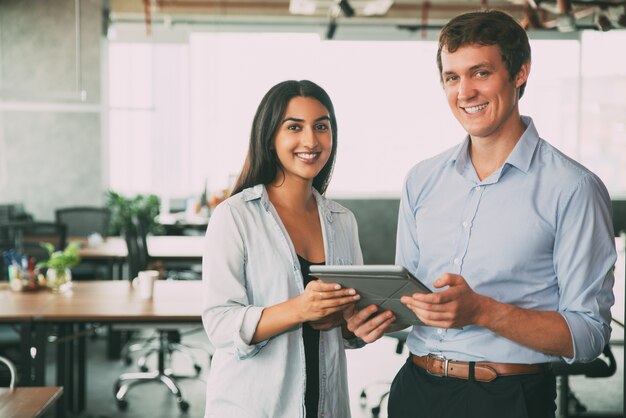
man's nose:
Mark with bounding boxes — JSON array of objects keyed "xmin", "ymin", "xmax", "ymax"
[{"xmin": 457, "ymin": 77, "xmax": 476, "ymax": 101}]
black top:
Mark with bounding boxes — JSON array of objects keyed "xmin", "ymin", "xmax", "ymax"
[{"xmin": 298, "ymin": 254, "xmax": 324, "ymax": 418}]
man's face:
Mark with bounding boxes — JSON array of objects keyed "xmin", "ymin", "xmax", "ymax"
[{"xmin": 440, "ymin": 44, "xmax": 529, "ymax": 142}]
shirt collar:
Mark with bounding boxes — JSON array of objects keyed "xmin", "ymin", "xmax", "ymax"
[
  {"xmin": 240, "ymin": 184, "xmax": 346, "ymax": 216},
  {"xmin": 449, "ymin": 115, "xmax": 540, "ymax": 176}
]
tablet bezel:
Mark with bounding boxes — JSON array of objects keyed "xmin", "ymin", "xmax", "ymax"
[{"xmin": 309, "ymin": 264, "xmax": 431, "ymax": 325}]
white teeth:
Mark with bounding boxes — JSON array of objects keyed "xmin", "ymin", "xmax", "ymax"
[
  {"xmin": 296, "ymin": 153, "xmax": 317, "ymax": 159},
  {"xmin": 464, "ymin": 103, "xmax": 487, "ymax": 114}
]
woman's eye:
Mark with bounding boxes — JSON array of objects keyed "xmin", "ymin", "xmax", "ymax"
[
  {"xmin": 315, "ymin": 123, "xmax": 329, "ymax": 131},
  {"xmin": 287, "ymin": 124, "xmax": 301, "ymax": 131}
]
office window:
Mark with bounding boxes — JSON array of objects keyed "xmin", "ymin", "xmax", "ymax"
[{"xmin": 107, "ymin": 32, "xmax": 625, "ymax": 199}]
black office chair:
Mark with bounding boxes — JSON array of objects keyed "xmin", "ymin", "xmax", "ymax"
[
  {"xmin": 359, "ymin": 328, "xmax": 411, "ymax": 418},
  {"xmin": 0, "ymin": 221, "xmax": 67, "ymax": 266},
  {"xmin": 113, "ymin": 216, "xmax": 203, "ymax": 412},
  {"xmin": 55, "ymin": 207, "xmax": 111, "ymax": 279},
  {"xmin": 552, "ymin": 337, "xmax": 620, "ymax": 418}
]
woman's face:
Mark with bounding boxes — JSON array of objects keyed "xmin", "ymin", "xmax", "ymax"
[{"xmin": 272, "ymin": 96, "xmax": 332, "ymax": 186}]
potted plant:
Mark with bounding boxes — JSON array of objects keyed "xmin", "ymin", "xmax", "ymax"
[
  {"xmin": 105, "ymin": 191, "xmax": 162, "ymax": 236},
  {"xmin": 36, "ymin": 241, "xmax": 81, "ymax": 292}
]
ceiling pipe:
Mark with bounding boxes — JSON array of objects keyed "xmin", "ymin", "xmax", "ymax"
[
  {"xmin": 421, "ymin": 0, "xmax": 430, "ymax": 39},
  {"xmin": 143, "ymin": 0, "xmax": 152, "ymax": 35}
]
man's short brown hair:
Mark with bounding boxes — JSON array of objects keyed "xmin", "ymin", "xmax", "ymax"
[{"xmin": 437, "ymin": 10, "xmax": 531, "ymax": 98}]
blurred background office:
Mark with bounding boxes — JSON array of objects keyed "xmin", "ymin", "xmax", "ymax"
[{"xmin": 0, "ymin": 1, "xmax": 625, "ymax": 417}]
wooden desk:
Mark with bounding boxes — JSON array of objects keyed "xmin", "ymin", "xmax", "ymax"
[
  {"xmin": 0, "ymin": 387, "xmax": 63, "ymax": 418},
  {"xmin": 0, "ymin": 281, "xmax": 203, "ymax": 414}
]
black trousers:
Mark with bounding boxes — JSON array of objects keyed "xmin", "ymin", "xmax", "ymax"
[{"xmin": 388, "ymin": 357, "xmax": 557, "ymax": 418}]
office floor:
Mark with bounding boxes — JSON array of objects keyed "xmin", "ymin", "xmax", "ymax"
[{"xmin": 36, "ymin": 326, "xmax": 624, "ymax": 418}]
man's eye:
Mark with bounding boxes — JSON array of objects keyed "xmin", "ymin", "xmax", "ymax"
[
  {"xmin": 476, "ymin": 71, "xmax": 489, "ymax": 78},
  {"xmin": 445, "ymin": 75, "xmax": 458, "ymax": 83},
  {"xmin": 287, "ymin": 125, "xmax": 301, "ymax": 131}
]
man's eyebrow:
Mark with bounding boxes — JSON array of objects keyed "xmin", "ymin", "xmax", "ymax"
[
  {"xmin": 282, "ymin": 115, "xmax": 330, "ymax": 124},
  {"xmin": 442, "ymin": 62, "xmax": 493, "ymax": 77}
]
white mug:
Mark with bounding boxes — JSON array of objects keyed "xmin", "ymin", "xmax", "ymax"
[{"xmin": 133, "ymin": 270, "xmax": 159, "ymax": 300}]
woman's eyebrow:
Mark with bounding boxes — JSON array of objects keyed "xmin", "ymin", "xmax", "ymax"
[{"xmin": 282, "ymin": 115, "xmax": 330, "ymax": 124}]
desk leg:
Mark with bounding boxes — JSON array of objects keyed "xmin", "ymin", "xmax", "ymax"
[
  {"xmin": 19, "ymin": 322, "xmax": 34, "ymax": 386},
  {"xmin": 78, "ymin": 323, "xmax": 87, "ymax": 411},
  {"xmin": 33, "ymin": 323, "xmax": 47, "ymax": 386},
  {"xmin": 107, "ymin": 325, "xmax": 122, "ymax": 360}
]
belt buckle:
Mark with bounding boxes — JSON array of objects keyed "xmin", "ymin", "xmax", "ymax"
[{"xmin": 426, "ymin": 354, "xmax": 448, "ymax": 378}]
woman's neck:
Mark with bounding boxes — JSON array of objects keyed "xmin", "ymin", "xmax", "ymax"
[{"xmin": 266, "ymin": 179, "xmax": 316, "ymax": 212}]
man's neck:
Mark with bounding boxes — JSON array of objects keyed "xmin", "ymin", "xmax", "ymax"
[{"xmin": 469, "ymin": 117, "xmax": 526, "ymax": 181}]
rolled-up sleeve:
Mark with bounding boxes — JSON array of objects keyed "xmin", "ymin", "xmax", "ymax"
[
  {"xmin": 202, "ymin": 202, "xmax": 267, "ymax": 359},
  {"xmin": 555, "ymin": 174, "xmax": 616, "ymax": 363}
]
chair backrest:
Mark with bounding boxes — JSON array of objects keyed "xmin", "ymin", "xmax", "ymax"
[
  {"xmin": 0, "ymin": 222, "xmax": 67, "ymax": 266},
  {"xmin": 55, "ymin": 206, "xmax": 111, "ymax": 238},
  {"xmin": 0, "ymin": 355, "xmax": 17, "ymax": 388},
  {"xmin": 123, "ymin": 216, "xmax": 149, "ymax": 279}
]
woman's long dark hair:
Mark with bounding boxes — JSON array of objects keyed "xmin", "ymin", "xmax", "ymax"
[{"xmin": 231, "ymin": 80, "xmax": 338, "ymax": 196}]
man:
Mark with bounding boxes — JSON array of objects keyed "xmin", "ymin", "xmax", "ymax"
[{"xmin": 345, "ymin": 10, "xmax": 616, "ymax": 418}]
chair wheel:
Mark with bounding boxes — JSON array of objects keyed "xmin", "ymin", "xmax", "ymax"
[
  {"xmin": 194, "ymin": 364, "xmax": 202, "ymax": 374},
  {"xmin": 124, "ymin": 356, "xmax": 132, "ymax": 366},
  {"xmin": 113, "ymin": 382, "xmax": 120, "ymax": 394},
  {"xmin": 140, "ymin": 365, "xmax": 149, "ymax": 372},
  {"xmin": 179, "ymin": 400, "xmax": 190, "ymax": 412},
  {"xmin": 117, "ymin": 399, "xmax": 128, "ymax": 410}
]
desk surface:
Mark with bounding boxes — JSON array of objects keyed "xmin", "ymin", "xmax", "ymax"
[
  {"xmin": 0, "ymin": 281, "xmax": 203, "ymax": 322},
  {"xmin": 77, "ymin": 236, "xmax": 204, "ymax": 260},
  {"xmin": 0, "ymin": 387, "xmax": 63, "ymax": 418}
]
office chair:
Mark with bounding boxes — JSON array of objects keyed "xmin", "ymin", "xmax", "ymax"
[
  {"xmin": 114, "ymin": 216, "xmax": 203, "ymax": 412},
  {"xmin": 552, "ymin": 342, "xmax": 619, "ymax": 418},
  {"xmin": 121, "ymin": 213, "xmax": 205, "ymax": 368},
  {"xmin": 0, "ymin": 221, "xmax": 67, "ymax": 266},
  {"xmin": 0, "ymin": 355, "xmax": 17, "ymax": 388},
  {"xmin": 359, "ymin": 329, "xmax": 411, "ymax": 418},
  {"xmin": 55, "ymin": 207, "xmax": 111, "ymax": 279}
]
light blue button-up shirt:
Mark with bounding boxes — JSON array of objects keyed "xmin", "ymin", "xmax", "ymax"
[
  {"xmin": 202, "ymin": 184, "xmax": 363, "ymax": 418},
  {"xmin": 396, "ymin": 116, "xmax": 616, "ymax": 364}
]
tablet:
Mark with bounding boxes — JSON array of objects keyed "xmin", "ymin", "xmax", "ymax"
[{"xmin": 309, "ymin": 265, "xmax": 431, "ymax": 325}]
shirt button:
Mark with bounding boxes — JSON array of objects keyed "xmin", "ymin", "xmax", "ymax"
[
  {"xmin": 462, "ymin": 221, "xmax": 469, "ymax": 228},
  {"xmin": 475, "ymin": 186, "xmax": 482, "ymax": 191},
  {"xmin": 322, "ymin": 373, "xmax": 326, "ymax": 379},
  {"xmin": 437, "ymin": 328, "xmax": 444, "ymax": 335},
  {"xmin": 453, "ymin": 258, "xmax": 460, "ymax": 265}
]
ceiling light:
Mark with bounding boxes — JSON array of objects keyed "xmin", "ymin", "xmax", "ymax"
[
  {"xmin": 595, "ymin": 12, "xmax": 614, "ymax": 31},
  {"xmin": 338, "ymin": 0, "xmax": 355, "ymax": 17},
  {"xmin": 289, "ymin": 0, "xmax": 317, "ymax": 15},
  {"xmin": 363, "ymin": 0, "xmax": 394, "ymax": 16},
  {"xmin": 326, "ymin": 17, "xmax": 338, "ymax": 39}
]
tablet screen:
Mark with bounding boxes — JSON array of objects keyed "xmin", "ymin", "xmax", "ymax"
[{"xmin": 309, "ymin": 265, "xmax": 431, "ymax": 325}]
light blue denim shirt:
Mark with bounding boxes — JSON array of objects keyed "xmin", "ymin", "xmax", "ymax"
[
  {"xmin": 396, "ymin": 116, "xmax": 616, "ymax": 364},
  {"xmin": 202, "ymin": 184, "xmax": 363, "ymax": 418}
]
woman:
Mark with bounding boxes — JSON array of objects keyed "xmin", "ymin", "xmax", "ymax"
[{"xmin": 202, "ymin": 80, "xmax": 364, "ymax": 418}]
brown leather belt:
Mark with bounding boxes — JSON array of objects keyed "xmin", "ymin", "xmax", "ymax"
[{"xmin": 412, "ymin": 354, "xmax": 550, "ymax": 383}]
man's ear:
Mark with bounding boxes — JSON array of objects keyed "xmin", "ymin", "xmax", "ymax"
[{"xmin": 515, "ymin": 61, "xmax": 531, "ymax": 89}]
